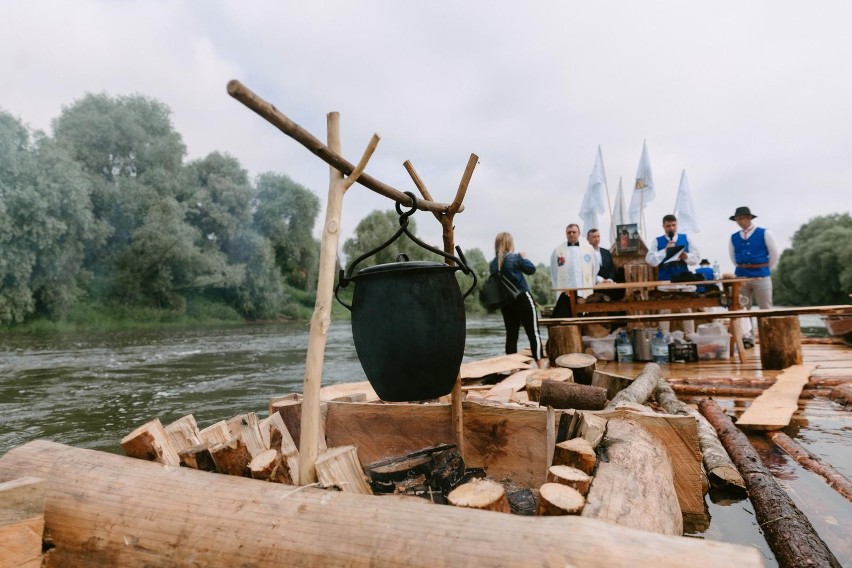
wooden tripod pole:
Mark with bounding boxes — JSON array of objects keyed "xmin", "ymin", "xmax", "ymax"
[
  {"xmin": 403, "ymin": 154, "xmax": 478, "ymax": 457},
  {"xmin": 299, "ymin": 113, "xmax": 379, "ymax": 484}
]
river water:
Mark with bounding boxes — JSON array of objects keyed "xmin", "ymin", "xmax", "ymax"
[{"xmin": 1, "ymin": 316, "xmax": 849, "ymax": 566}]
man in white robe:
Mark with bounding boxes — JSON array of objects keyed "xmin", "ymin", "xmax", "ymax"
[{"xmin": 550, "ymin": 224, "xmax": 599, "ymax": 304}]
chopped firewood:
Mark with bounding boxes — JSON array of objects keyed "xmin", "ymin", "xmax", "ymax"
[
  {"xmin": 505, "ymin": 487, "xmax": 537, "ymax": 515},
  {"xmin": 526, "ymin": 375, "xmax": 542, "ymax": 402},
  {"xmin": 536, "ymin": 482, "xmax": 585, "ymax": 515},
  {"xmin": 540, "ymin": 380, "xmax": 607, "ymax": 410},
  {"xmin": 263, "ymin": 412, "xmax": 299, "ymax": 482},
  {"xmin": 227, "ymin": 412, "xmax": 267, "ymax": 457},
  {"xmin": 315, "ymin": 446, "xmax": 372, "ymax": 494},
  {"xmin": 198, "ymin": 420, "xmax": 231, "ymax": 446},
  {"xmin": 546, "ymin": 465, "xmax": 591, "ymax": 495},
  {"xmin": 552, "ymin": 438, "xmax": 596, "ymax": 475},
  {"xmin": 574, "ymin": 412, "xmax": 608, "ymax": 449},
  {"xmin": 120, "ymin": 418, "xmax": 180, "ymax": 467},
  {"xmin": 447, "ymin": 479, "xmax": 510, "ymax": 513},
  {"xmin": 164, "ymin": 415, "xmax": 201, "ymax": 453},
  {"xmin": 209, "ymin": 439, "xmax": 252, "ymax": 477},
  {"xmin": 177, "ymin": 443, "xmax": 216, "ymax": 472},
  {"xmin": 250, "ymin": 449, "xmax": 292, "ymax": 484}
]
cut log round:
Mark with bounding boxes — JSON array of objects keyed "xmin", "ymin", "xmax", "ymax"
[
  {"xmin": 554, "ymin": 353, "xmax": 597, "ymax": 385},
  {"xmin": 536, "ymin": 482, "xmax": 585, "ymax": 515},
  {"xmin": 552, "ymin": 438, "xmax": 597, "ymax": 475},
  {"xmin": 249, "ymin": 449, "xmax": 292, "ymax": 484},
  {"xmin": 526, "ymin": 375, "xmax": 542, "ymax": 402},
  {"xmin": 177, "ymin": 443, "xmax": 216, "ymax": 472},
  {"xmin": 757, "ymin": 316, "xmax": 802, "ymax": 370},
  {"xmin": 546, "ymin": 324, "xmax": 583, "ymax": 366},
  {"xmin": 120, "ymin": 418, "xmax": 180, "ymax": 467},
  {"xmin": 529, "ymin": 367, "xmax": 574, "ymax": 383},
  {"xmin": 539, "ymin": 380, "xmax": 607, "ymax": 410},
  {"xmin": 546, "ymin": 465, "xmax": 592, "ymax": 495},
  {"xmin": 209, "ymin": 439, "xmax": 252, "ymax": 477},
  {"xmin": 447, "ymin": 479, "xmax": 509, "ymax": 513},
  {"xmin": 698, "ymin": 399, "xmax": 842, "ymax": 568}
]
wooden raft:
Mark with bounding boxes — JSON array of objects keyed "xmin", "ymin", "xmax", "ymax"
[
  {"xmin": 0, "ymin": 440, "xmax": 763, "ymax": 568},
  {"xmin": 736, "ymin": 364, "xmax": 818, "ymax": 430}
]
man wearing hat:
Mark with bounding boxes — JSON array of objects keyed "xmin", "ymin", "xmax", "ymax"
[
  {"xmin": 695, "ymin": 259, "xmax": 715, "ymax": 293},
  {"xmin": 728, "ymin": 206, "xmax": 779, "ymax": 310}
]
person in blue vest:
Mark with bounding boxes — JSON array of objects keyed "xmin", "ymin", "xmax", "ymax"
[
  {"xmin": 695, "ymin": 259, "xmax": 716, "ymax": 293},
  {"xmin": 728, "ymin": 206, "xmax": 780, "ymax": 347},
  {"xmin": 645, "ymin": 214, "xmax": 701, "ymax": 333}
]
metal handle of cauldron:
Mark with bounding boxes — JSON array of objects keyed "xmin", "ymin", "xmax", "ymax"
[{"xmin": 334, "ymin": 192, "xmax": 477, "ymax": 310}]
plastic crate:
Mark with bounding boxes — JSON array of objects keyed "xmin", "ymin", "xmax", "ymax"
[{"xmin": 668, "ymin": 342, "xmax": 698, "ymax": 363}]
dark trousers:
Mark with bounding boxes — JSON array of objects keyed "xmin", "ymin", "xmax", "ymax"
[{"xmin": 500, "ymin": 291, "xmax": 544, "ymax": 361}]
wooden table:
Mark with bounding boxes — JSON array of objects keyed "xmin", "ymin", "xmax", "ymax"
[{"xmin": 554, "ymin": 278, "xmax": 755, "ymax": 317}]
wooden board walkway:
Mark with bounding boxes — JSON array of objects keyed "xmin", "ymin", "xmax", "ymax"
[{"xmin": 735, "ymin": 364, "xmax": 818, "ymax": 430}]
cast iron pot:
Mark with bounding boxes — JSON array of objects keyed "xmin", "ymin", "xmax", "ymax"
[{"xmin": 338, "ymin": 257, "xmax": 473, "ymax": 402}]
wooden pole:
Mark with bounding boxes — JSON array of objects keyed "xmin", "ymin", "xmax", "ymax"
[
  {"xmin": 0, "ymin": 441, "xmax": 765, "ymax": 567},
  {"xmin": 299, "ymin": 114, "xmax": 379, "ymax": 484},
  {"xmin": 227, "ymin": 80, "xmax": 455, "ymax": 215},
  {"xmin": 697, "ymin": 399, "xmax": 842, "ymax": 568}
]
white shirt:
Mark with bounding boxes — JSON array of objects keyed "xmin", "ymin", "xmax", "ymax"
[
  {"xmin": 550, "ymin": 242, "xmax": 598, "ymax": 300},
  {"xmin": 645, "ymin": 232, "xmax": 701, "ymax": 268},
  {"xmin": 728, "ymin": 224, "xmax": 779, "ymax": 270}
]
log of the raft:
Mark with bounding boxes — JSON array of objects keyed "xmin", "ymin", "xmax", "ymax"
[
  {"xmin": 767, "ymin": 431, "xmax": 852, "ymax": 502},
  {"xmin": 546, "ymin": 465, "xmax": 592, "ymax": 495},
  {"xmin": 581, "ymin": 418, "xmax": 683, "ymax": 536},
  {"xmin": 758, "ymin": 315, "xmax": 803, "ymax": 370},
  {"xmin": 315, "ymin": 446, "xmax": 373, "ymax": 494},
  {"xmin": 447, "ymin": 479, "xmax": 510, "ymax": 512},
  {"xmin": 0, "ymin": 476, "xmax": 44, "ymax": 568},
  {"xmin": 554, "ymin": 353, "xmax": 597, "ymax": 385},
  {"xmin": 0, "ymin": 440, "xmax": 765, "ymax": 567},
  {"xmin": 606, "ymin": 363, "xmax": 661, "ymax": 409},
  {"xmin": 671, "ymin": 384, "xmax": 829, "ymax": 399},
  {"xmin": 120, "ymin": 418, "xmax": 181, "ymax": 467},
  {"xmin": 537, "ymin": 482, "xmax": 585, "ymax": 515},
  {"xmin": 250, "ymin": 449, "xmax": 292, "ymax": 484},
  {"xmin": 654, "ymin": 380, "xmax": 745, "ymax": 492},
  {"xmin": 540, "ymin": 380, "xmax": 607, "ymax": 410},
  {"xmin": 697, "ymin": 399, "xmax": 841, "ymax": 568},
  {"xmin": 546, "ymin": 324, "xmax": 583, "ymax": 366},
  {"xmin": 177, "ymin": 443, "xmax": 217, "ymax": 472},
  {"xmin": 552, "ymin": 438, "xmax": 597, "ymax": 475}
]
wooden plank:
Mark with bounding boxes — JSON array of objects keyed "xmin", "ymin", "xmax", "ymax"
[
  {"xmin": 320, "ymin": 380, "xmax": 379, "ymax": 402},
  {"xmin": 0, "ymin": 440, "xmax": 763, "ymax": 568},
  {"xmin": 481, "ymin": 369, "xmax": 535, "ymax": 401},
  {"xmin": 736, "ymin": 364, "xmax": 818, "ymax": 430},
  {"xmin": 325, "ymin": 400, "xmax": 552, "ymax": 488},
  {"xmin": 459, "ymin": 353, "xmax": 532, "ymax": 379},
  {"xmin": 0, "ymin": 476, "xmax": 45, "ymax": 568}
]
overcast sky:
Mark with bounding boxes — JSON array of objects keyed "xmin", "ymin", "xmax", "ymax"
[{"xmin": 3, "ymin": 1, "xmax": 851, "ymax": 272}]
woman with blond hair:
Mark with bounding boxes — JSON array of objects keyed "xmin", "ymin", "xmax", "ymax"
[{"xmin": 490, "ymin": 232, "xmax": 545, "ymax": 369}]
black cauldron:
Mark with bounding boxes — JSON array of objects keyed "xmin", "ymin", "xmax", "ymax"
[{"xmin": 335, "ymin": 194, "xmax": 475, "ymax": 401}]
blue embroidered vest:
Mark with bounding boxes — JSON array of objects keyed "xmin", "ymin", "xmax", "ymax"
[
  {"xmin": 656, "ymin": 234, "xmax": 690, "ymax": 281},
  {"xmin": 731, "ymin": 227, "xmax": 770, "ymax": 277}
]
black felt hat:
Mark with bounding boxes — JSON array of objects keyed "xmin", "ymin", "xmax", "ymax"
[
  {"xmin": 699, "ymin": 259, "xmax": 710, "ymax": 265},
  {"xmin": 729, "ymin": 206, "xmax": 757, "ymax": 221}
]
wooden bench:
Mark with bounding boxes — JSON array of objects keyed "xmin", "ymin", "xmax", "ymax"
[{"xmin": 541, "ymin": 305, "xmax": 851, "ymax": 364}]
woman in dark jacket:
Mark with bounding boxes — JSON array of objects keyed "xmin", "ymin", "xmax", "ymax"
[{"xmin": 490, "ymin": 232, "xmax": 545, "ymax": 369}]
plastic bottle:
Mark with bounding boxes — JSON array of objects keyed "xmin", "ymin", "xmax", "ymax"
[
  {"xmin": 712, "ymin": 260, "xmax": 721, "ymax": 280},
  {"xmin": 652, "ymin": 331, "xmax": 669, "ymax": 364},
  {"xmin": 616, "ymin": 331, "xmax": 634, "ymax": 363}
]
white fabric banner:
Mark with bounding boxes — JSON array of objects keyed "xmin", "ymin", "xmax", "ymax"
[
  {"xmin": 578, "ymin": 145, "xmax": 608, "ymax": 235},
  {"xmin": 609, "ymin": 178, "xmax": 627, "ymax": 246},
  {"xmin": 628, "ymin": 140, "xmax": 655, "ymax": 224},
  {"xmin": 673, "ymin": 169, "xmax": 700, "ymax": 234}
]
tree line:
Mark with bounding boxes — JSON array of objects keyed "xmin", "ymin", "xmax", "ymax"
[{"xmin": 1, "ymin": 94, "xmax": 321, "ymax": 325}]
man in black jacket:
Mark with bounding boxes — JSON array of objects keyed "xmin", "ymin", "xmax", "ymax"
[{"xmin": 587, "ymin": 228, "xmax": 616, "ymax": 283}]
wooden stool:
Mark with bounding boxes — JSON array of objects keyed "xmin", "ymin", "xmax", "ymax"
[{"xmin": 757, "ymin": 316, "xmax": 802, "ymax": 370}]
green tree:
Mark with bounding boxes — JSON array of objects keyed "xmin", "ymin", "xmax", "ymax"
[
  {"xmin": 527, "ymin": 263, "xmax": 554, "ymax": 307},
  {"xmin": 773, "ymin": 213, "xmax": 852, "ymax": 305},
  {"xmin": 0, "ymin": 112, "xmax": 106, "ymax": 323},
  {"xmin": 460, "ymin": 247, "xmax": 488, "ymax": 314},
  {"xmin": 253, "ymin": 172, "xmax": 320, "ymax": 290},
  {"xmin": 342, "ymin": 209, "xmax": 435, "ymax": 270}
]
